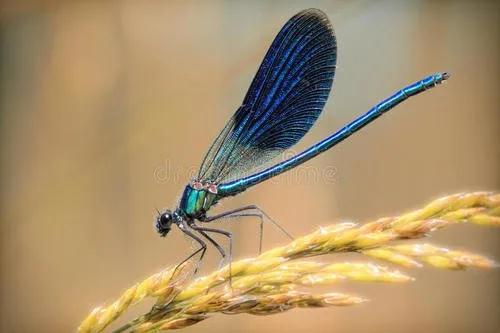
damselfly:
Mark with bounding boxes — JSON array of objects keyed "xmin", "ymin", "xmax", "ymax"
[{"xmin": 155, "ymin": 8, "xmax": 449, "ymax": 271}]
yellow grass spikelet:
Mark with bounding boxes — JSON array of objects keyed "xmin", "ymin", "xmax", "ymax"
[{"xmin": 78, "ymin": 192, "xmax": 499, "ymax": 333}]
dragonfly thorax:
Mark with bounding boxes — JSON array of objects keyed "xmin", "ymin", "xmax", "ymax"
[{"xmin": 178, "ymin": 181, "xmax": 220, "ymax": 219}]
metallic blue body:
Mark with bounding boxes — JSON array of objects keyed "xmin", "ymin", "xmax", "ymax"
[
  {"xmin": 153, "ymin": 9, "xmax": 450, "ymax": 275},
  {"xmin": 165, "ymin": 9, "xmax": 449, "ymax": 221},
  {"xmin": 218, "ymin": 72, "xmax": 448, "ymax": 196}
]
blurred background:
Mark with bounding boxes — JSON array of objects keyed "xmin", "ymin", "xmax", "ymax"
[{"xmin": 1, "ymin": 0, "xmax": 499, "ymax": 332}]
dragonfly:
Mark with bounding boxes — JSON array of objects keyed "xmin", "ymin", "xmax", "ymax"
[{"xmin": 155, "ymin": 8, "xmax": 449, "ymax": 271}]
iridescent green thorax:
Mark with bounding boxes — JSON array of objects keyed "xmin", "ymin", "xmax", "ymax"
[{"xmin": 179, "ymin": 182, "xmax": 219, "ymax": 218}]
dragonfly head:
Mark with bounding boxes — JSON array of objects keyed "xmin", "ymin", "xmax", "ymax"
[{"xmin": 155, "ymin": 210, "xmax": 173, "ymax": 237}]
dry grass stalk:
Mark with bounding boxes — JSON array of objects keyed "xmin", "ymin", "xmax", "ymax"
[
  {"xmin": 363, "ymin": 244, "xmax": 496, "ymax": 269},
  {"xmin": 78, "ymin": 192, "xmax": 499, "ymax": 333}
]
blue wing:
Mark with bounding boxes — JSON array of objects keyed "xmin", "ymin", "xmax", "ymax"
[{"xmin": 198, "ymin": 9, "xmax": 337, "ymax": 183}]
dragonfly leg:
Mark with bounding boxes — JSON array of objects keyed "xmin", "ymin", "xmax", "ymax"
[
  {"xmin": 151, "ymin": 224, "xmax": 207, "ymax": 315},
  {"xmin": 189, "ymin": 224, "xmax": 233, "ymax": 287},
  {"xmin": 174, "ymin": 223, "xmax": 207, "ymax": 277},
  {"xmin": 189, "ymin": 225, "xmax": 230, "ymax": 267},
  {"xmin": 200, "ymin": 204, "xmax": 293, "ymax": 255}
]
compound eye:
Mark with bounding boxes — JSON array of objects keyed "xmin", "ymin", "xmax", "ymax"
[
  {"xmin": 160, "ymin": 213, "xmax": 172, "ymax": 226},
  {"xmin": 155, "ymin": 210, "xmax": 173, "ymax": 237}
]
